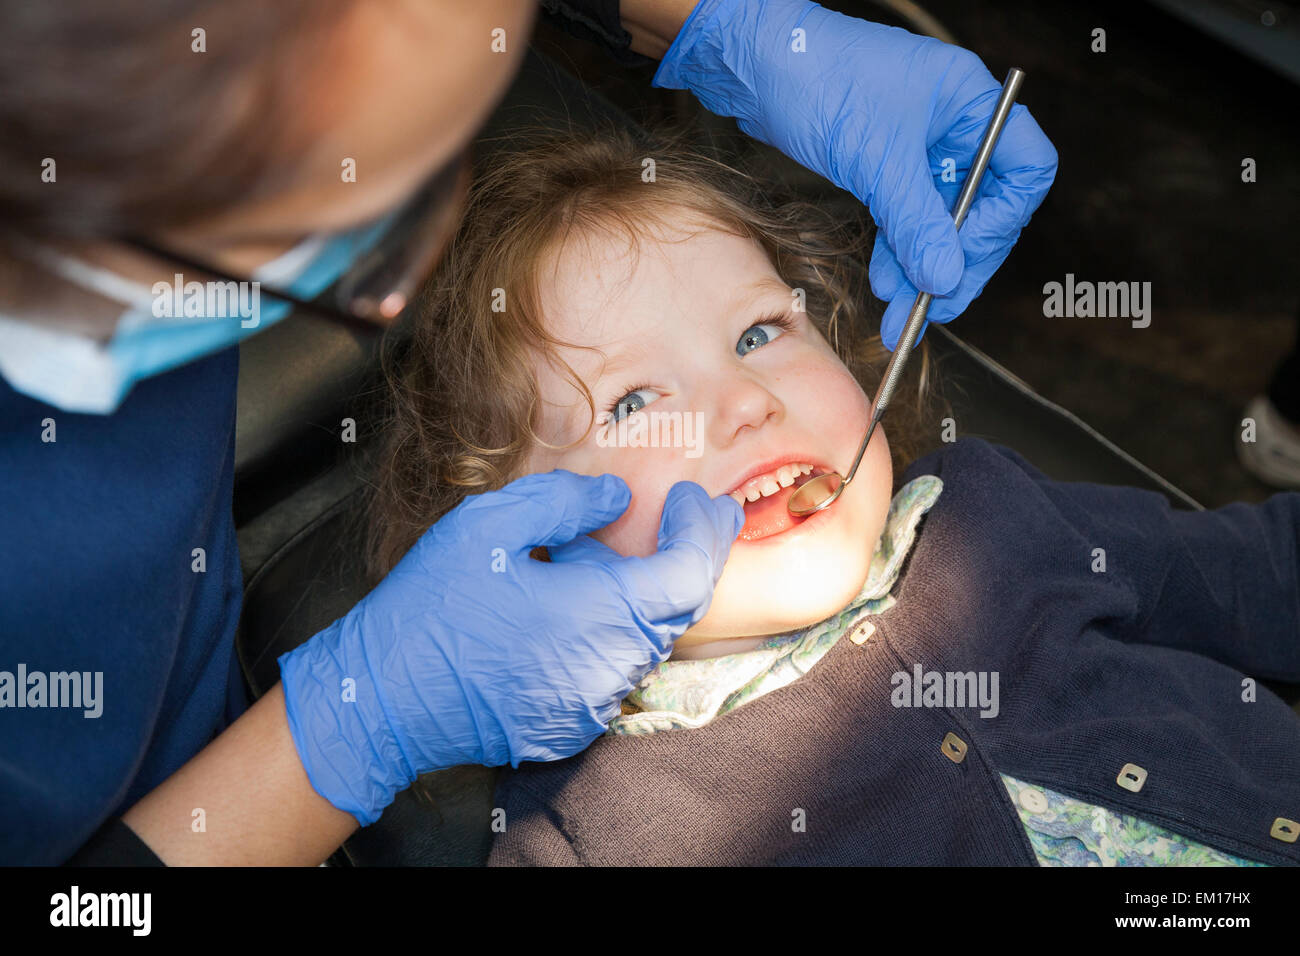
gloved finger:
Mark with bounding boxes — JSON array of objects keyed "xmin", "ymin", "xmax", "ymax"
[
  {"xmin": 596, "ymin": 697, "xmax": 624, "ymax": 726},
  {"xmin": 870, "ymin": 143, "xmax": 965, "ymax": 297},
  {"xmin": 881, "ymin": 236, "xmax": 1006, "ymax": 339},
  {"xmin": 657, "ymin": 482, "xmax": 744, "ymax": 577},
  {"xmin": 602, "ymin": 483, "xmax": 742, "ymax": 650},
  {"xmin": 872, "ymin": 148, "xmax": 1018, "ymax": 316},
  {"xmin": 948, "ymin": 202, "xmax": 1018, "ymax": 268},
  {"xmin": 879, "ymin": 283, "xmax": 933, "ymax": 352},
  {"xmin": 457, "ymin": 470, "xmax": 631, "ymax": 551},
  {"xmin": 929, "ymin": 193, "xmax": 1028, "ymax": 327},
  {"xmin": 986, "ymin": 105, "xmax": 1059, "ymax": 211},
  {"xmin": 868, "ymin": 231, "xmax": 910, "ymax": 305},
  {"xmin": 877, "ymin": 118, "xmax": 1053, "ymax": 347},
  {"xmin": 867, "ymin": 162, "xmax": 967, "ymax": 305},
  {"xmin": 944, "ymin": 115, "xmax": 1056, "ymax": 269},
  {"xmin": 881, "ymin": 234, "xmax": 1020, "ymax": 344},
  {"xmin": 928, "ymin": 245, "xmax": 1006, "ymax": 326}
]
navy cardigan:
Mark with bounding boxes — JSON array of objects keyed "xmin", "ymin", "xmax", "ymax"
[{"xmin": 488, "ymin": 437, "xmax": 1300, "ymax": 865}]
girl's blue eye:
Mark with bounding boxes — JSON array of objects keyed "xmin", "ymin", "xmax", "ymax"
[
  {"xmin": 736, "ymin": 320, "xmax": 790, "ymax": 356},
  {"xmin": 608, "ymin": 387, "xmax": 656, "ymax": 424}
]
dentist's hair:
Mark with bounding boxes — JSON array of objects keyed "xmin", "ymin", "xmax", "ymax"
[
  {"xmin": 367, "ymin": 125, "xmax": 946, "ymax": 579},
  {"xmin": 0, "ymin": 0, "xmax": 350, "ymax": 238}
]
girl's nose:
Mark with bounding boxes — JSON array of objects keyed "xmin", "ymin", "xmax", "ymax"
[{"xmin": 707, "ymin": 373, "xmax": 785, "ymax": 447}]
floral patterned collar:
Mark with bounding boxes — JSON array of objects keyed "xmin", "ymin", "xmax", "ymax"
[{"xmin": 607, "ymin": 474, "xmax": 943, "ymax": 736}]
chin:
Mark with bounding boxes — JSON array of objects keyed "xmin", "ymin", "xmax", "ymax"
[
  {"xmin": 680, "ymin": 487, "xmax": 883, "ymax": 643},
  {"xmin": 685, "ymin": 565, "xmax": 870, "ymax": 642}
]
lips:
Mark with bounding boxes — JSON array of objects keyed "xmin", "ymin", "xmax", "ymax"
[{"xmin": 723, "ymin": 457, "xmax": 834, "ymax": 542}]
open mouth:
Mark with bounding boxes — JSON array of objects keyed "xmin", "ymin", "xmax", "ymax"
[{"xmin": 726, "ymin": 461, "xmax": 834, "ymax": 542}]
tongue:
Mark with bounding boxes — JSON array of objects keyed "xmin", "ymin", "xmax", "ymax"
[{"xmin": 739, "ymin": 479, "xmax": 811, "ymax": 541}]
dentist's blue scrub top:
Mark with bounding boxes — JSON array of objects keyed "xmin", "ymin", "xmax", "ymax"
[{"xmin": 0, "ymin": 347, "xmax": 249, "ymax": 865}]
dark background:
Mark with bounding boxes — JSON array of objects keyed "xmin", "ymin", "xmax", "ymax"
[{"xmin": 534, "ymin": 0, "xmax": 1300, "ymax": 508}]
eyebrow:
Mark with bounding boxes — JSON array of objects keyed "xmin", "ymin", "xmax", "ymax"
[
  {"xmin": 592, "ymin": 277, "xmax": 791, "ymax": 386},
  {"xmin": 594, "ymin": 348, "xmax": 643, "ymax": 383}
]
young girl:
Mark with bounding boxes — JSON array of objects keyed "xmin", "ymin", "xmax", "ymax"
[{"xmin": 369, "ymin": 127, "xmax": 1300, "ymax": 866}]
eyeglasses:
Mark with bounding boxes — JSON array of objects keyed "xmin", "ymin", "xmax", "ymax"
[{"xmin": 126, "ymin": 146, "xmax": 473, "ymax": 335}]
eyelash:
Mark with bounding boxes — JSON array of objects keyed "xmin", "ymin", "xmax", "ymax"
[
  {"xmin": 603, "ymin": 312, "xmax": 798, "ymax": 418},
  {"xmin": 604, "ymin": 382, "xmax": 655, "ymax": 421},
  {"xmin": 745, "ymin": 312, "xmax": 797, "ymax": 341}
]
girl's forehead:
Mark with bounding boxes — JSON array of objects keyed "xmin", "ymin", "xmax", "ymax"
[{"xmin": 535, "ymin": 217, "xmax": 779, "ymax": 337}]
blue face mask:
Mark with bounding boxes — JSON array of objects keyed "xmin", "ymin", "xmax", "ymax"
[{"xmin": 0, "ymin": 210, "xmax": 397, "ymax": 415}]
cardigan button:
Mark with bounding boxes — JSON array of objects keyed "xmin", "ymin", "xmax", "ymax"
[
  {"xmin": 1117, "ymin": 763, "xmax": 1147, "ymax": 793},
  {"xmin": 941, "ymin": 732, "xmax": 967, "ymax": 764},
  {"xmin": 1270, "ymin": 817, "xmax": 1298, "ymax": 843},
  {"xmin": 1019, "ymin": 788, "xmax": 1049, "ymax": 814},
  {"xmin": 848, "ymin": 621, "xmax": 876, "ymax": 645}
]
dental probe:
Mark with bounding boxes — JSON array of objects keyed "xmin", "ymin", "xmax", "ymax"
[{"xmin": 788, "ymin": 67, "xmax": 1026, "ymax": 518}]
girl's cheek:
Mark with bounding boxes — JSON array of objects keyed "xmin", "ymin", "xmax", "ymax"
[
  {"xmin": 588, "ymin": 453, "xmax": 680, "ymax": 558},
  {"xmin": 591, "ymin": 493, "xmax": 661, "ymax": 557}
]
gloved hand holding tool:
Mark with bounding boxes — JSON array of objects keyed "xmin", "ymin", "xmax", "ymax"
[{"xmin": 653, "ymin": 0, "xmax": 1058, "ymax": 349}]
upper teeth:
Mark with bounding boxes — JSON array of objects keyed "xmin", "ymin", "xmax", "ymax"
[{"xmin": 728, "ymin": 462, "xmax": 816, "ymax": 507}]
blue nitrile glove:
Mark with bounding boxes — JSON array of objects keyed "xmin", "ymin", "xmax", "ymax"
[
  {"xmin": 279, "ymin": 470, "xmax": 743, "ymax": 825},
  {"xmin": 654, "ymin": 0, "xmax": 1058, "ymax": 350}
]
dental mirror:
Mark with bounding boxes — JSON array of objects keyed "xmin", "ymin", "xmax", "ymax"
[{"xmin": 789, "ymin": 66, "xmax": 1027, "ymax": 518}]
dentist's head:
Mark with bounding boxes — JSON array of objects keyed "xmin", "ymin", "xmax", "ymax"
[{"xmin": 0, "ymin": 0, "xmax": 535, "ymax": 412}]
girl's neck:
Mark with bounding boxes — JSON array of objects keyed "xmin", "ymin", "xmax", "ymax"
[{"xmin": 668, "ymin": 635, "xmax": 771, "ymax": 661}]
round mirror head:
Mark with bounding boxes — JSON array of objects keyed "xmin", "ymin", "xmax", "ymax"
[{"xmin": 787, "ymin": 471, "xmax": 843, "ymax": 517}]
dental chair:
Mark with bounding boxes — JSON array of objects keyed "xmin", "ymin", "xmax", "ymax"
[{"xmin": 232, "ymin": 49, "xmax": 1298, "ymax": 866}]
